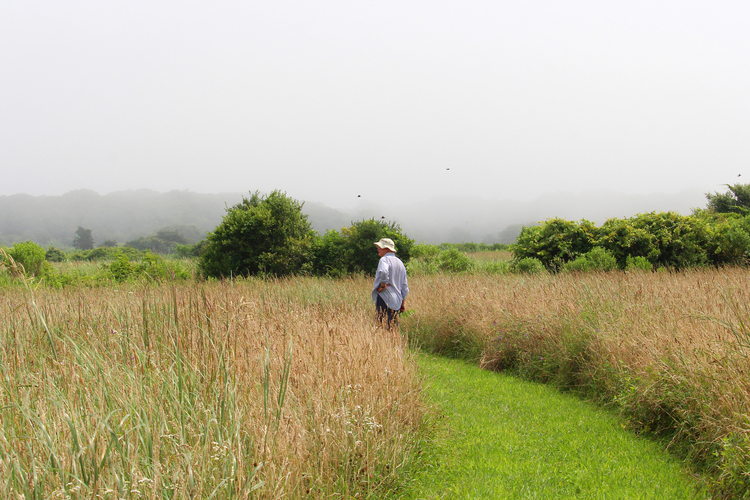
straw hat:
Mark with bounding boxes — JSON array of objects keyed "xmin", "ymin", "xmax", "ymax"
[{"xmin": 374, "ymin": 238, "xmax": 396, "ymax": 252}]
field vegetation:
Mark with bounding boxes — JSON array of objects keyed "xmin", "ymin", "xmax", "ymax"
[
  {"xmin": 3, "ymin": 202, "xmax": 750, "ymax": 497},
  {"xmin": 404, "ymin": 267, "xmax": 750, "ymax": 498},
  {"xmin": 0, "ymin": 256, "xmax": 427, "ymax": 498}
]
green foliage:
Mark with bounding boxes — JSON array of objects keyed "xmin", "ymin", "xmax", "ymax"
[
  {"xmin": 45, "ymin": 246, "xmax": 66, "ymax": 262},
  {"xmin": 512, "ymin": 257, "xmax": 547, "ymax": 275},
  {"xmin": 107, "ymin": 253, "xmax": 135, "ymax": 281},
  {"xmin": 7, "ymin": 241, "xmax": 46, "ymax": 277},
  {"xmin": 514, "ymin": 212, "xmax": 737, "ymax": 273},
  {"xmin": 104, "ymin": 251, "xmax": 191, "ymax": 282},
  {"xmin": 702, "ymin": 213, "xmax": 750, "ymax": 266},
  {"xmin": 706, "ymin": 183, "xmax": 750, "ymax": 215},
  {"xmin": 200, "ymin": 190, "xmax": 316, "ymax": 278},
  {"xmin": 625, "ymin": 255, "xmax": 653, "ymax": 272},
  {"xmin": 438, "ymin": 242, "xmax": 509, "ymax": 252},
  {"xmin": 126, "ymin": 227, "xmax": 190, "ymax": 254},
  {"xmin": 563, "ymin": 247, "xmax": 618, "ymax": 273},
  {"xmin": 514, "ymin": 218, "xmax": 598, "ymax": 270},
  {"xmin": 597, "ymin": 212, "xmax": 710, "ymax": 270},
  {"xmin": 411, "ymin": 243, "xmax": 440, "ymax": 261},
  {"xmin": 311, "ymin": 219, "xmax": 414, "ymax": 276},
  {"xmin": 72, "ymin": 226, "xmax": 95, "ymax": 250},
  {"xmin": 69, "ymin": 246, "xmax": 142, "ymax": 262},
  {"xmin": 174, "ymin": 240, "xmax": 208, "ymax": 258},
  {"xmin": 436, "ymin": 248, "xmax": 474, "ymax": 273},
  {"xmin": 101, "ymin": 239, "xmax": 118, "ymax": 247}
]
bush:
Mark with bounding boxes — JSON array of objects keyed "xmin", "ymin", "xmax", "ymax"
[
  {"xmin": 514, "ymin": 218, "xmax": 598, "ymax": 270},
  {"xmin": 126, "ymin": 228, "xmax": 190, "ymax": 254},
  {"xmin": 598, "ymin": 212, "xmax": 710, "ymax": 270},
  {"xmin": 45, "ymin": 246, "xmax": 66, "ymax": 262},
  {"xmin": 625, "ymin": 255, "xmax": 653, "ymax": 272},
  {"xmin": 311, "ymin": 219, "xmax": 413, "ymax": 276},
  {"xmin": 174, "ymin": 240, "xmax": 208, "ymax": 259},
  {"xmin": 563, "ymin": 247, "xmax": 618, "ymax": 273},
  {"xmin": 512, "ymin": 257, "xmax": 547, "ymax": 275},
  {"xmin": 436, "ymin": 248, "xmax": 474, "ymax": 273},
  {"xmin": 107, "ymin": 253, "xmax": 135, "ymax": 281},
  {"xmin": 69, "ymin": 246, "xmax": 142, "ymax": 262},
  {"xmin": 8, "ymin": 241, "xmax": 46, "ymax": 277},
  {"xmin": 200, "ymin": 190, "xmax": 316, "ymax": 278},
  {"xmin": 411, "ymin": 243, "xmax": 440, "ymax": 262}
]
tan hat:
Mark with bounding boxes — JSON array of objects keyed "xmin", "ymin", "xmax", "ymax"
[{"xmin": 374, "ymin": 238, "xmax": 396, "ymax": 252}]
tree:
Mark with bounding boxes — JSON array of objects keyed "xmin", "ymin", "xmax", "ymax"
[
  {"xmin": 706, "ymin": 183, "xmax": 750, "ymax": 215},
  {"xmin": 199, "ymin": 190, "xmax": 316, "ymax": 278},
  {"xmin": 311, "ymin": 219, "xmax": 414, "ymax": 276},
  {"xmin": 101, "ymin": 239, "xmax": 118, "ymax": 248},
  {"xmin": 126, "ymin": 230, "xmax": 187, "ymax": 254},
  {"xmin": 72, "ymin": 226, "xmax": 94, "ymax": 250}
]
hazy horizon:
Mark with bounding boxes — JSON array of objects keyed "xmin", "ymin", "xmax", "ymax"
[
  {"xmin": 2, "ymin": 2, "xmax": 748, "ymax": 211},
  {"xmin": 0, "ymin": 185, "xmax": 709, "ymax": 245}
]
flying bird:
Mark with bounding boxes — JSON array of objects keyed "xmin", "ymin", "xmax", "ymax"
[
  {"xmin": 381, "ymin": 216, "xmax": 385, "ymax": 219},
  {"xmin": 357, "ymin": 194, "xmax": 361, "ymax": 197},
  {"xmin": 446, "ymin": 168, "xmax": 450, "ymax": 170}
]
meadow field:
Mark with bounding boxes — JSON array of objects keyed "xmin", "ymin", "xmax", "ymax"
[
  {"xmin": 0, "ymin": 277, "xmax": 426, "ymax": 498},
  {"xmin": 1, "ymin": 255, "xmax": 749, "ymax": 498},
  {"xmin": 405, "ymin": 267, "xmax": 750, "ymax": 498}
]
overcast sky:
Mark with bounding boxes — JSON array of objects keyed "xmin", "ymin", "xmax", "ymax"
[{"xmin": 1, "ymin": 1, "xmax": 748, "ymax": 211}]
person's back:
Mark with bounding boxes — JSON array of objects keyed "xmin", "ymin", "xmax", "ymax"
[{"xmin": 372, "ymin": 238, "xmax": 409, "ymax": 329}]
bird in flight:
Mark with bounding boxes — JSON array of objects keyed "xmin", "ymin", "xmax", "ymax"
[{"xmin": 357, "ymin": 194, "xmax": 361, "ymax": 197}]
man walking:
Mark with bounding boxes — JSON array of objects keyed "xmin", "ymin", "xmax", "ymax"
[{"xmin": 372, "ymin": 238, "xmax": 409, "ymax": 329}]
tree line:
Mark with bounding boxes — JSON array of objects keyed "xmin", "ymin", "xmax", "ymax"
[{"xmin": 513, "ymin": 182, "xmax": 750, "ymax": 271}]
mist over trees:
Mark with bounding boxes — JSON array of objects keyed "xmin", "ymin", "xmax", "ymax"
[{"xmin": 0, "ymin": 188, "xmax": 706, "ymax": 248}]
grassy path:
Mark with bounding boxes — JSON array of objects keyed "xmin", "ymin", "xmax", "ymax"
[{"xmin": 402, "ymin": 354, "xmax": 705, "ymax": 500}]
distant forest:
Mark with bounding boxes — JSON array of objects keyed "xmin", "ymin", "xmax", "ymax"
[
  {"xmin": 2, "ymin": 188, "xmax": 705, "ymax": 248},
  {"xmin": 0, "ymin": 190, "xmax": 354, "ymax": 249}
]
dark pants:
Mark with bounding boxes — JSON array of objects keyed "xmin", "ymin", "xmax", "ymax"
[{"xmin": 376, "ymin": 295, "xmax": 399, "ymax": 329}]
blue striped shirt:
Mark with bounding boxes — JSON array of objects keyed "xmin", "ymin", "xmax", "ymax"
[{"xmin": 372, "ymin": 252, "xmax": 409, "ymax": 310}]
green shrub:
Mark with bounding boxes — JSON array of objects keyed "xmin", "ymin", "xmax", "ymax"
[
  {"xmin": 598, "ymin": 212, "xmax": 710, "ymax": 270},
  {"xmin": 8, "ymin": 241, "xmax": 46, "ymax": 277},
  {"xmin": 436, "ymin": 248, "xmax": 474, "ymax": 273},
  {"xmin": 200, "ymin": 190, "xmax": 317, "ymax": 278},
  {"xmin": 563, "ymin": 247, "xmax": 618, "ymax": 273},
  {"xmin": 311, "ymin": 219, "xmax": 413, "ymax": 277},
  {"xmin": 625, "ymin": 255, "xmax": 653, "ymax": 272},
  {"xmin": 512, "ymin": 257, "xmax": 547, "ymax": 275},
  {"xmin": 479, "ymin": 260, "xmax": 511, "ymax": 275},
  {"xmin": 45, "ymin": 246, "xmax": 66, "ymax": 262},
  {"xmin": 107, "ymin": 253, "xmax": 135, "ymax": 281},
  {"xmin": 411, "ymin": 243, "xmax": 440, "ymax": 262},
  {"xmin": 514, "ymin": 218, "xmax": 598, "ymax": 270}
]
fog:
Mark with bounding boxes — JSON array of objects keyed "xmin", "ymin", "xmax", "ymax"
[{"xmin": 1, "ymin": 1, "xmax": 747, "ymax": 221}]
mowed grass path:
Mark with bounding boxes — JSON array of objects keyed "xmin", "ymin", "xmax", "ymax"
[{"xmin": 403, "ymin": 354, "xmax": 706, "ymax": 500}]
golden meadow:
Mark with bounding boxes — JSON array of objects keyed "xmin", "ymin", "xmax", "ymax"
[{"xmin": 1, "ymin": 261, "xmax": 749, "ymax": 497}]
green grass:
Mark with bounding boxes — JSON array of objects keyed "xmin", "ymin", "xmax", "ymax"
[{"xmin": 403, "ymin": 354, "xmax": 706, "ymax": 499}]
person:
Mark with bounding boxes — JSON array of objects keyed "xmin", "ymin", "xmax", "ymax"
[{"xmin": 372, "ymin": 238, "xmax": 409, "ymax": 329}]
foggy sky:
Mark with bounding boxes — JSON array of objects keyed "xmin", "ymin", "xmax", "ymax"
[{"xmin": 2, "ymin": 1, "xmax": 748, "ymax": 212}]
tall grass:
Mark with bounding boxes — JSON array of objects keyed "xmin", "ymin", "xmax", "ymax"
[
  {"xmin": 404, "ymin": 268, "xmax": 750, "ymax": 498},
  {"xmin": 0, "ymin": 275, "xmax": 426, "ymax": 498}
]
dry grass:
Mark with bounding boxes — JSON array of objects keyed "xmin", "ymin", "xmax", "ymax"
[
  {"xmin": 0, "ymin": 275, "xmax": 426, "ymax": 498},
  {"xmin": 404, "ymin": 268, "xmax": 750, "ymax": 498},
  {"xmin": 463, "ymin": 250, "xmax": 513, "ymax": 262}
]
